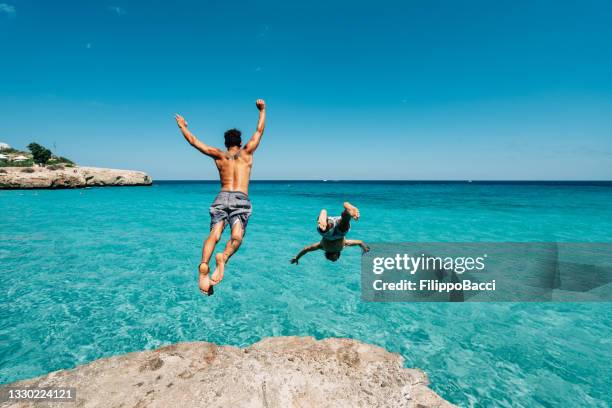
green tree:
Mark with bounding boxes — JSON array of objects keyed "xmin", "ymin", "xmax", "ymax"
[{"xmin": 27, "ymin": 142, "xmax": 52, "ymax": 166}]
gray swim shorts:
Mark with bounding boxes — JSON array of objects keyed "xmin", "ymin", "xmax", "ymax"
[
  {"xmin": 317, "ymin": 216, "xmax": 349, "ymax": 241},
  {"xmin": 209, "ymin": 191, "xmax": 252, "ymax": 231}
]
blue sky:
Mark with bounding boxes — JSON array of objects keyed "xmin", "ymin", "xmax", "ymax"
[{"xmin": 0, "ymin": 0, "xmax": 611, "ymax": 180}]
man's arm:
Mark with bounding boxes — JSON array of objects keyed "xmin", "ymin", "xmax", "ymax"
[
  {"xmin": 175, "ymin": 114, "xmax": 223, "ymax": 159},
  {"xmin": 290, "ymin": 242, "xmax": 321, "ymax": 264},
  {"xmin": 344, "ymin": 239, "xmax": 370, "ymax": 254},
  {"xmin": 243, "ymin": 99, "xmax": 266, "ymax": 154}
]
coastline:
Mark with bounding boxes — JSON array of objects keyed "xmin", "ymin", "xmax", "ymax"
[
  {"xmin": 0, "ymin": 166, "xmax": 152, "ymax": 189},
  {"xmin": 0, "ymin": 337, "xmax": 454, "ymax": 408}
]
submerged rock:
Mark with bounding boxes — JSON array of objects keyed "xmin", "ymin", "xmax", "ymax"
[
  {"xmin": 0, "ymin": 337, "xmax": 454, "ymax": 407},
  {"xmin": 0, "ymin": 166, "xmax": 152, "ymax": 189}
]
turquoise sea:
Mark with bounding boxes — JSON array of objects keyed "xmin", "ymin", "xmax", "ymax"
[{"xmin": 1, "ymin": 181, "xmax": 611, "ymax": 407}]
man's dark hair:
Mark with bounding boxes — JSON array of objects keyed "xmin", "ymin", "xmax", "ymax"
[
  {"xmin": 325, "ymin": 252, "xmax": 341, "ymax": 262},
  {"xmin": 224, "ymin": 128, "xmax": 242, "ymax": 148}
]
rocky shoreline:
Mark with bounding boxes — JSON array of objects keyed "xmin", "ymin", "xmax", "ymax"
[
  {"xmin": 0, "ymin": 337, "xmax": 454, "ymax": 408},
  {"xmin": 0, "ymin": 166, "xmax": 152, "ymax": 189}
]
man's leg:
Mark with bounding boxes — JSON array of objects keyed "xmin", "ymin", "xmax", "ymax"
[
  {"xmin": 318, "ymin": 208, "xmax": 328, "ymax": 231},
  {"xmin": 338, "ymin": 202, "xmax": 360, "ymax": 232},
  {"xmin": 199, "ymin": 222, "xmax": 225, "ymax": 295},
  {"xmin": 211, "ymin": 221, "xmax": 244, "ymax": 285}
]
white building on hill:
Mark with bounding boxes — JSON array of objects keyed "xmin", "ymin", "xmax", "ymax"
[
  {"xmin": 12, "ymin": 155, "xmax": 29, "ymax": 162},
  {"xmin": 0, "ymin": 142, "xmax": 11, "ymax": 151}
]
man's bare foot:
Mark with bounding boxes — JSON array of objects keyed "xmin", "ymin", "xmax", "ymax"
[
  {"xmin": 211, "ymin": 253, "xmax": 226, "ymax": 286},
  {"xmin": 318, "ymin": 209, "xmax": 328, "ymax": 230},
  {"xmin": 198, "ymin": 262, "xmax": 213, "ymax": 296},
  {"xmin": 343, "ymin": 202, "xmax": 360, "ymax": 220}
]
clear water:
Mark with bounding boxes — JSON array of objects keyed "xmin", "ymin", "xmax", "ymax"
[{"xmin": 1, "ymin": 181, "xmax": 611, "ymax": 407}]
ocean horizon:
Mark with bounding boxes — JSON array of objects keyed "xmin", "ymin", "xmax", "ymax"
[
  {"xmin": 155, "ymin": 180, "xmax": 612, "ymax": 184},
  {"xmin": 2, "ymin": 181, "xmax": 611, "ymax": 407}
]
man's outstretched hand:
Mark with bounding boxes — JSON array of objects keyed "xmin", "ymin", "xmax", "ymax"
[
  {"xmin": 175, "ymin": 114, "xmax": 188, "ymax": 129},
  {"xmin": 256, "ymin": 99, "xmax": 266, "ymax": 111},
  {"xmin": 290, "ymin": 257, "xmax": 299, "ymax": 265}
]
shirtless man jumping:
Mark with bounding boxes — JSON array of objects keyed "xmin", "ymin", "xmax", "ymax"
[
  {"xmin": 175, "ymin": 99, "xmax": 266, "ymax": 296},
  {"xmin": 291, "ymin": 202, "xmax": 370, "ymax": 264}
]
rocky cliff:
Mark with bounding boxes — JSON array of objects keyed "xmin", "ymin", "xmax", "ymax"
[
  {"xmin": 0, "ymin": 166, "xmax": 152, "ymax": 189},
  {"xmin": 0, "ymin": 337, "xmax": 454, "ymax": 408}
]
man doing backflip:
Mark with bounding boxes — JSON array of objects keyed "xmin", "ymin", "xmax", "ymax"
[{"xmin": 291, "ymin": 202, "xmax": 370, "ymax": 264}]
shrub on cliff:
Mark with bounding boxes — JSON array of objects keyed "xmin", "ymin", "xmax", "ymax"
[
  {"xmin": 48, "ymin": 156, "xmax": 75, "ymax": 165},
  {"xmin": 47, "ymin": 164, "xmax": 65, "ymax": 170},
  {"xmin": 27, "ymin": 143, "xmax": 52, "ymax": 166},
  {"xmin": 4, "ymin": 159, "xmax": 34, "ymax": 167}
]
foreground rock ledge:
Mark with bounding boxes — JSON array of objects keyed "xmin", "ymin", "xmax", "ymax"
[
  {"xmin": 0, "ymin": 166, "xmax": 152, "ymax": 189},
  {"xmin": 1, "ymin": 337, "xmax": 454, "ymax": 408}
]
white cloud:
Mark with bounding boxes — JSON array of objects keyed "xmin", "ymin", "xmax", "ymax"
[
  {"xmin": 0, "ymin": 3, "xmax": 16, "ymax": 18},
  {"xmin": 108, "ymin": 6, "xmax": 126, "ymax": 15},
  {"xmin": 258, "ymin": 25, "xmax": 269, "ymax": 38}
]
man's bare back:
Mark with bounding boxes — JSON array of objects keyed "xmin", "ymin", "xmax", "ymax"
[
  {"xmin": 175, "ymin": 99, "xmax": 266, "ymax": 296},
  {"xmin": 214, "ymin": 146, "xmax": 254, "ymax": 195}
]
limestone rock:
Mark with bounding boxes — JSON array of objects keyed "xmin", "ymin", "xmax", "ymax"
[
  {"xmin": 0, "ymin": 337, "xmax": 454, "ymax": 408},
  {"xmin": 0, "ymin": 166, "xmax": 152, "ymax": 189}
]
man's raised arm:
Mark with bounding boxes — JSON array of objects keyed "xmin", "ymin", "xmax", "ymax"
[
  {"xmin": 244, "ymin": 99, "xmax": 266, "ymax": 154},
  {"xmin": 175, "ymin": 114, "xmax": 223, "ymax": 159}
]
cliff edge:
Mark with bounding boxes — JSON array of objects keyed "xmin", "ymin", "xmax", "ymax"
[
  {"xmin": 0, "ymin": 337, "xmax": 454, "ymax": 408},
  {"xmin": 0, "ymin": 166, "xmax": 152, "ymax": 189}
]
